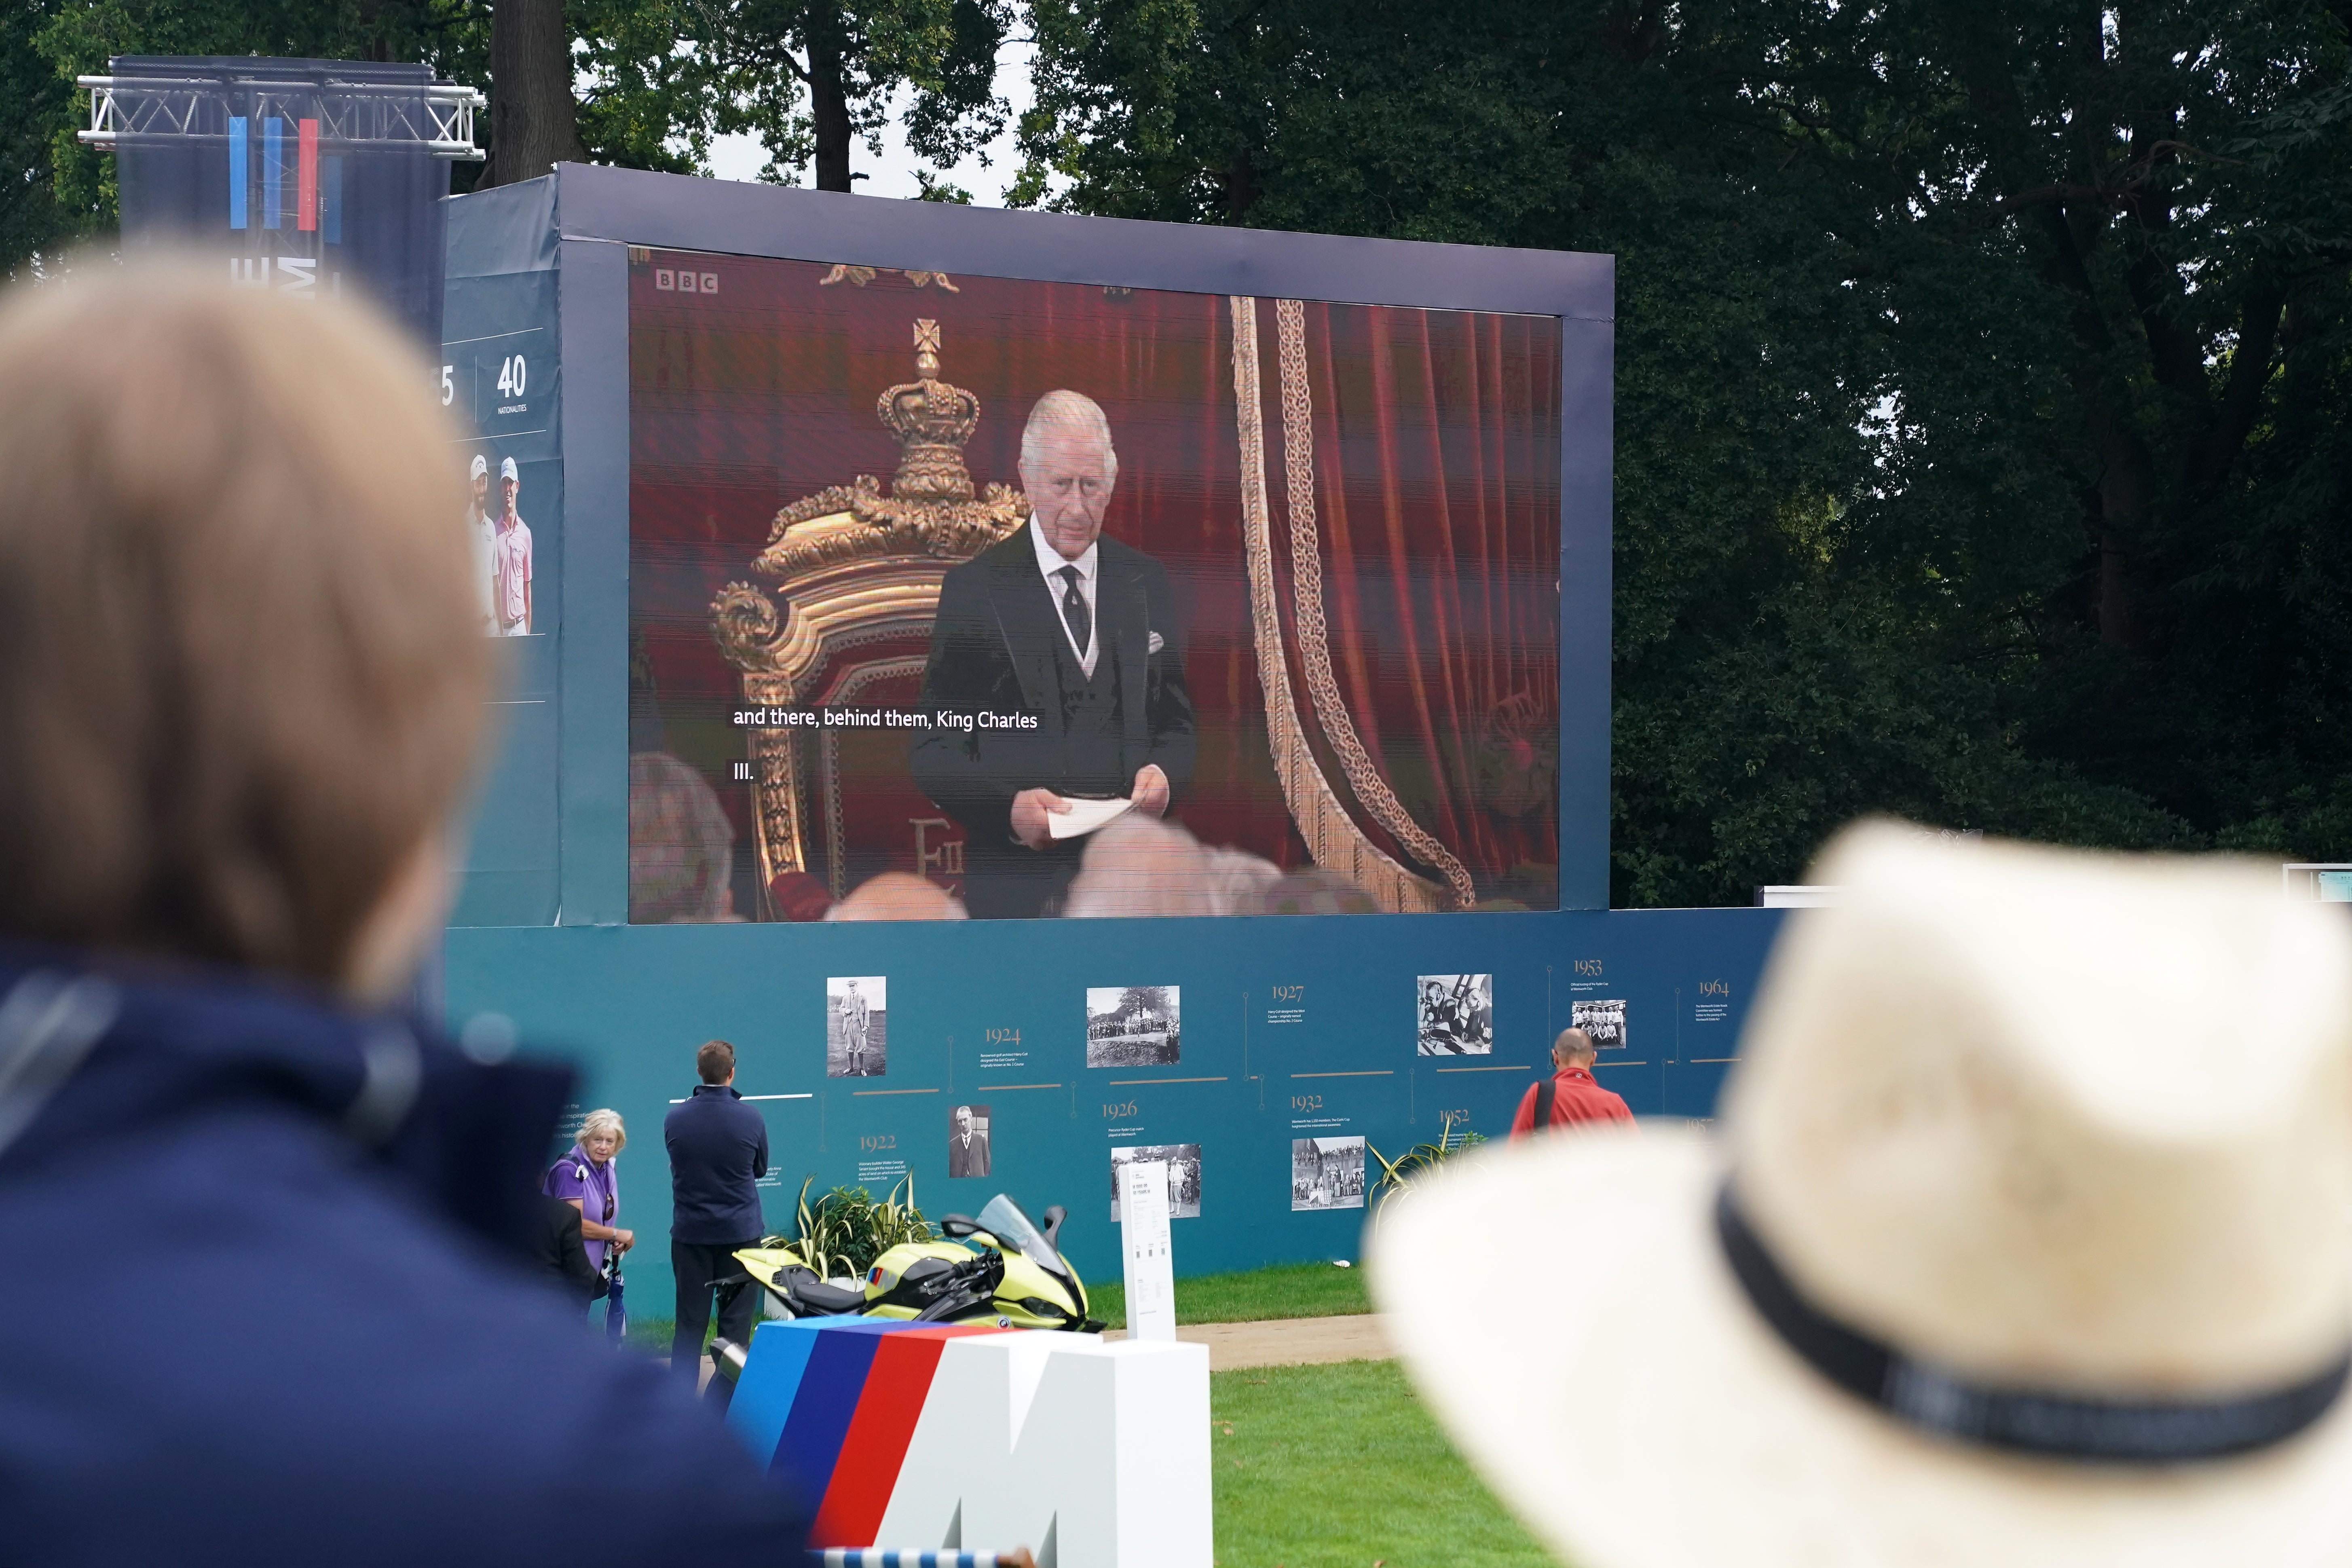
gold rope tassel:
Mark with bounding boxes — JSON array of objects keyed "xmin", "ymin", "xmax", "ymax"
[
  {"xmin": 1272, "ymin": 299, "xmax": 1477, "ymax": 909},
  {"xmin": 1230, "ymin": 296, "xmax": 1453, "ymax": 914}
]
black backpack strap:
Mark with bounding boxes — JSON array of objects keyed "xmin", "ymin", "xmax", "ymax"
[{"xmin": 1533, "ymin": 1077, "xmax": 1555, "ymax": 1131}]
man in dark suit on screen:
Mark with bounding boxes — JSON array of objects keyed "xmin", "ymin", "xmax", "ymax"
[{"xmin": 912, "ymin": 391, "xmax": 1196, "ymax": 919}]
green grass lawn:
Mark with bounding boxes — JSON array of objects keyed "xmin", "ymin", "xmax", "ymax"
[
  {"xmin": 621, "ymin": 1314, "xmax": 695, "ymax": 1355},
  {"xmin": 1211, "ymin": 1360, "xmax": 1553, "ymax": 1568},
  {"xmin": 1088, "ymin": 1260, "xmax": 1371, "ymax": 1330}
]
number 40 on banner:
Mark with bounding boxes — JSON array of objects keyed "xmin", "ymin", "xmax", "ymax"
[{"xmin": 440, "ymin": 356, "xmax": 529, "ymax": 409}]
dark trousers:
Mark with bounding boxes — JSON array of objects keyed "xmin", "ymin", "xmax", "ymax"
[{"xmin": 672, "ymin": 1238, "xmax": 758, "ymax": 1405}]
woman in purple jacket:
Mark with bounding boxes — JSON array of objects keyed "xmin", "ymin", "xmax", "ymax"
[{"xmin": 545, "ymin": 1108, "xmax": 634, "ymax": 1282}]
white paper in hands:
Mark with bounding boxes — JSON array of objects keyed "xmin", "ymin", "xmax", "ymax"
[{"xmin": 1047, "ymin": 795, "xmax": 1135, "ymax": 840}]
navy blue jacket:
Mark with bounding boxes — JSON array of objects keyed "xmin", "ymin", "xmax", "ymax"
[
  {"xmin": 0, "ymin": 943, "xmax": 807, "ymax": 1567},
  {"xmin": 665, "ymin": 1084, "xmax": 769, "ymax": 1243}
]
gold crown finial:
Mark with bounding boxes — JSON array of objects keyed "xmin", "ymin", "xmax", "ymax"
[{"xmin": 877, "ymin": 318, "xmax": 979, "ymax": 502}]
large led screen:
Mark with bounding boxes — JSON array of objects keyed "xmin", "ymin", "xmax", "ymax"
[{"xmin": 628, "ymin": 251, "xmax": 1562, "ymax": 923}]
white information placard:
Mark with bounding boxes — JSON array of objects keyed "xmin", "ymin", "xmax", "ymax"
[{"xmin": 1120, "ymin": 1158, "xmax": 1177, "ymax": 1342}]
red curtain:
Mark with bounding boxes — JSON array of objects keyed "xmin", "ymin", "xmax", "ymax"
[{"xmin": 1260, "ymin": 302, "xmax": 1561, "ymax": 902}]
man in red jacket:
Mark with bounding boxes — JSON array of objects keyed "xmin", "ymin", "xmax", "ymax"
[{"xmin": 1510, "ymin": 1029, "xmax": 1635, "ymax": 1137}]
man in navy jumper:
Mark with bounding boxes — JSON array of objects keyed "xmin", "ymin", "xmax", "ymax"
[{"xmin": 667, "ymin": 1038, "xmax": 769, "ymax": 1401}]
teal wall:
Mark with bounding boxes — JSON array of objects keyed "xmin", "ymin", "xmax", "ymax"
[{"xmin": 448, "ymin": 904, "xmax": 1781, "ymax": 1315}]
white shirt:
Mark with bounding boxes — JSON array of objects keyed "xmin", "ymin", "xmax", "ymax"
[
  {"xmin": 1029, "ymin": 518, "xmax": 1099, "ymax": 677},
  {"xmin": 469, "ymin": 508, "xmax": 497, "ymax": 632},
  {"xmin": 494, "ymin": 514, "xmax": 533, "ymax": 632}
]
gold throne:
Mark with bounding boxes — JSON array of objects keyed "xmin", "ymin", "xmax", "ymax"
[{"xmin": 712, "ymin": 320, "xmax": 1028, "ymax": 910}]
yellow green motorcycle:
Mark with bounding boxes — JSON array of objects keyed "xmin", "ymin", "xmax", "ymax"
[{"xmin": 731, "ymin": 1194, "xmax": 1103, "ymax": 1331}]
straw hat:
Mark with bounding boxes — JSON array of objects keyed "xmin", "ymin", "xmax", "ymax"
[{"xmin": 1373, "ymin": 822, "xmax": 2352, "ymax": 1568}]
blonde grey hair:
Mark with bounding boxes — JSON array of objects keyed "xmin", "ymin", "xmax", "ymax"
[
  {"xmin": 0, "ymin": 256, "xmax": 488, "ymax": 987},
  {"xmin": 1019, "ymin": 390, "xmax": 1118, "ymax": 481},
  {"xmin": 578, "ymin": 1108, "xmax": 627, "ymax": 1152}
]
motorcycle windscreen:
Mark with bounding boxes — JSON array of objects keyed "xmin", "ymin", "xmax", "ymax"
[{"xmin": 975, "ymin": 1194, "xmax": 1078, "ymax": 1292}]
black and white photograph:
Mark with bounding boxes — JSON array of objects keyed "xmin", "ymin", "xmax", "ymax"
[
  {"xmin": 1086, "ymin": 985, "xmax": 1181, "ymax": 1068},
  {"xmin": 1416, "ymin": 973, "xmax": 1493, "ymax": 1056},
  {"xmin": 826, "ymin": 975, "xmax": 887, "ymax": 1078},
  {"xmin": 1291, "ymin": 1137, "xmax": 1366, "ymax": 1211},
  {"xmin": 1109, "ymin": 1143, "xmax": 1202, "ymax": 1221},
  {"xmin": 1572, "ymin": 998, "xmax": 1628, "ymax": 1052},
  {"xmin": 947, "ymin": 1103, "xmax": 992, "ymax": 1178}
]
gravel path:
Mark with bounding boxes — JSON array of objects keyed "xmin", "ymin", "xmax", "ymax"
[
  {"xmin": 700, "ymin": 1311, "xmax": 1393, "ymax": 1387},
  {"xmin": 1103, "ymin": 1312, "xmax": 1390, "ymax": 1370}
]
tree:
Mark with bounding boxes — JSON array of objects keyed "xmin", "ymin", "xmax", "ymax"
[
  {"xmin": 0, "ymin": 0, "xmax": 91, "ymax": 278},
  {"xmin": 1015, "ymin": 0, "xmax": 2352, "ymax": 903},
  {"xmin": 686, "ymin": 0, "xmax": 1012, "ymax": 190},
  {"xmin": 1746, "ymin": 0, "xmax": 2352, "ymax": 864},
  {"xmin": 480, "ymin": 0, "xmax": 583, "ymax": 186}
]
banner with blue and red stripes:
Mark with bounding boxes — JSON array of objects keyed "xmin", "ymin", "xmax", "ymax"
[{"xmin": 110, "ymin": 56, "xmax": 450, "ymax": 345}]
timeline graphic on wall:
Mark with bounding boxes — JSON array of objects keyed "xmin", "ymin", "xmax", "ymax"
[
  {"xmin": 827, "ymin": 975, "xmax": 887, "ymax": 1078},
  {"xmin": 947, "ymin": 1103, "xmax": 991, "ymax": 1178},
  {"xmin": 1111, "ymin": 1145, "xmax": 1203, "ymax": 1221},
  {"xmin": 740, "ymin": 965, "xmax": 1630, "ymax": 1236},
  {"xmin": 1086, "ymin": 986, "xmax": 1180, "ymax": 1068},
  {"xmin": 1292, "ymin": 1138, "xmax": 1366, "ymax": 1212},
  {"xmin": 1416, "ymin": 974, "xmax": 1493, "ymax": 1056},
  {"xmin": 1572, "ymin": 998, "xmax": 1627, "ymax": 1051}
]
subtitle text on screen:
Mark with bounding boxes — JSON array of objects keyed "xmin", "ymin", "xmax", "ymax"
[{"xmin": 730, "ymin": 705, "xmax": 1041, "ymax": 733}]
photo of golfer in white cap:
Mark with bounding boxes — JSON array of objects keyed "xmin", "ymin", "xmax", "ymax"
[
  {"xmin": 1376, "ymin": 820, "xmax": 2352, "ymax": 1568},
  {"xmin": 466, "ymin": 452, "xmax": 495, "ymax": 634},
  {"xmin": 491, "ymin": 454, "xmax": 532, "ymax": 636}
]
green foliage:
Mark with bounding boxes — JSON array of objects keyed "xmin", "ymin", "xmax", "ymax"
[
  {"xmin": 569, "ymin": 0, "xmax": 719, "ymax": 177},
  {"xmin": 0, "ymin": 0, "xmax": 95, "ymax": 276},
  {"xmin": 1211, "ymin": 1360, "xmax": 1553, "ymax": 1567},
  {"xmin": 619, "ymin": 0, "xmax": 1010, "ymax": 187},
  {"xmin": 1367, "ymin": 1112, "xmax": 1484, "ymax": 1215},
  {"xmin": 913, "ymin": 168, "xmax": 972, "ymax": 203},
  {"xmin": 620, "ymin": 1312, "xmax": 714, "ymax": 1353},
  {"xmin": 1086, "ymin": 1259, "xmax": 1371, "ymax": 1329},
  {"xmin": 759, "ymin": 1173, "xmax": 934, "ymax": 1278},
  {"xmin": 1021, "ymin": 0, "xmax": 2352, "ymax": 898}
]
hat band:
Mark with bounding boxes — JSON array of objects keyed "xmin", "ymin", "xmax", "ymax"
[{"xmin": 1715, "ymin": 1183, "xmax": 2350, "ymax": 1463}]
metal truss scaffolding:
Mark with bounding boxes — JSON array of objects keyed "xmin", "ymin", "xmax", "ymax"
[{"xmin": 78, "ymin": 71, "xmax": 484, "ymax": 161}]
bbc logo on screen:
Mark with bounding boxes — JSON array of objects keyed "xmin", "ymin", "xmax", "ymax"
[{"xmin": 655, "ymin": 268, "xmax": 719, "ymax": 294}]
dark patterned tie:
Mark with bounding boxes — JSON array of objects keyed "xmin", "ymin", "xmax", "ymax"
[{"xmin": 1057, "ymin": 564, "xmax": 1091, "ymax": 657}]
